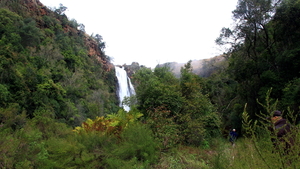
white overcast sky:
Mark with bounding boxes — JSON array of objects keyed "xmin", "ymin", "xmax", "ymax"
[{"xmin": 39, "ymin": 0, "xmax": 237, "ymax": 68}]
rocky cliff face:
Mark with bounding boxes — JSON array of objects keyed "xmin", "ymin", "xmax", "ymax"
[
  {"xmin": 23, "ymin": 0, "xmax": 49, "ymax": 16},
  {"xmin": 85, "ymin": 36, "xmax": 114, "ymax": 72},
  {"xmin": 4, "ymin": 0, "xmax": 50, "ymax": 21}
]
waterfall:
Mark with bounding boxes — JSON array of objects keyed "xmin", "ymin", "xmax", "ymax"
[{"xmin": 115, "ymin": 66, "xmax": 136, "ymax": 111}]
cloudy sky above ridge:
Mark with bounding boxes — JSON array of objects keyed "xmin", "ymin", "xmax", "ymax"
[{"xmin": 40, "ymin": 0, "xmax": 238, "ymax": 68}]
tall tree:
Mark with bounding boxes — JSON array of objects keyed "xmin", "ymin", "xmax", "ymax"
[
  {"xmin": 272, "ymin": 0, "xmax": 300, "ymax": 113},
  {"xmin": 179, "ymin": 61, "xmax": 221, "ymax": 145},
  {"xmin": 133, "ymin": 66, "xmax": 183, "ymax": 117},
  {"xmin": 216, "ymin": 0, "xmax": 284, "ymax": 117}
]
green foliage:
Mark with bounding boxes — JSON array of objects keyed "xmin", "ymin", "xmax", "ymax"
[
  {"xmin": 1, "ymin": 0, "xmax": 300, "ymax": 168},
  {"xmin": 147, "ymin": 106, "xmax": 181, "ymax": 149},
  {"xmin": 178, "ymin": 113, "xmax": 205, "ymax": 146},
  {"xmin": 241, "ymin": 89, "xmax": 300, "ymax": 168},
  {"xmin": 0, "ymin": 8, "xmax": 23, "ymax": 52},
  {"xmin": 0, "ymin": 84, "xmax": 11, "ymax": 105},
  {"xmin": 154, "ymin": 145, "xmax": 211, "ymax": 169},
  {"xmin": 210, "ymin": 134, "xmax": 300, "ymax": 169},
  {"xmin": 71, "ymin": 110, "xmax": 158, "ymax": 168},
  {"xmin": 0, "ymin": 3, "xmax": 118, "ymax": 126},
  {"xmin": 282, "ymin": 78, "xmax": 300, "ymax": 114},
  {"xmin": 19, "ymin": 18, "xmax": 43, "ymax": 47},
  {"xmin": 211, "ymin": 138, "xmax": 270, "ymax": 169},
  {"xmin": 0, "ymin": 4, "xmax": 120, "ymax": 166},
  {"xmin": 213, "ymin": 0, "xmax": 300, "ymax": 124},
  {"xmin": 104, "ymin": 123, "xmax": 158, "ymax": 168},
  {"xmin": 74, "ymin": 108, "xmax": 143, "ymax": 138},
  {"xmin": 203, "ymin": 60, "xmax": 240, "ymax": 133},
  {"xmin": 134, "ymin": 62, "xmax": 221, "ymax": 148},
  {"xmin": 0, "ymin": 118, "xmax": 69, "ymax": 168},
  {"xmin": 133, "ymin": 67, "xmax": 183, "ymax": 117},
  {"xmin": 0, "ymin": 103, "xmax": 27, "ymax": 130},
  {"xmin": 179, "ymin": 61, "xmax": 221, "ymax": 145}
]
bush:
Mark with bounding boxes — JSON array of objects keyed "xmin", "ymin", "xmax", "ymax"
[
  {"xmin": 104, "ymin": 123, "xmax": 158, "ymax": 168},
  {"xmin": 147, "ymin": 106, "xmax": 181, "ymax": 149}
]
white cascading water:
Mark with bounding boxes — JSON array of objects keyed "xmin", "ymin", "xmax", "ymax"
[{"xmin": 115, "ymin": 66, "xmax": 136, "ymax": 111}]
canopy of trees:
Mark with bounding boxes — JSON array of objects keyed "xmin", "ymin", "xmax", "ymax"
[{"xmin": 213, "ymin": 0, "xmax": 300, "ymax": 130}]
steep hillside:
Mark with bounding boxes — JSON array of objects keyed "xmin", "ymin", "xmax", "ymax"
[{"xmin": 0, "ymin": 0, "xmax": 119, "ymax": 127}]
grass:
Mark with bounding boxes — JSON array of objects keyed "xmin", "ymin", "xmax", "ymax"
[
  {"xmin": 153, "ymin": 146, "xmax": 211, "ymax": 169},
  {"xmin": 151, "ymin": 137, "xmax": 299, "ymax": 169}
]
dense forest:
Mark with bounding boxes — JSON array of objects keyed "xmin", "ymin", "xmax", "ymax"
[{"xmin": 0, "ymin": 0, "xmax": 299, "ymax": 168}]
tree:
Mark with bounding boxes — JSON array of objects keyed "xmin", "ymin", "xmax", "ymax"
[
  {"xmin": 78, "ymin": 23, "xmax": 85, "ymax": 33},
  {"xmin": 216, "ymin": 0, "xmax": 286, "ymax": 117},
  {"xmin": 179, "ymin": 61, "xmax": 221, "ymax": 145},
  {"xmin": 133, "ymin": 67, "xmax": 183, "ymax": 117},
  {"xmin": 55, "ymin": 4, "xmax": 67, "ymax": 15},
  {"xmin": 93, "ymin": 34, "xmax": 106, "ymax": 50}
]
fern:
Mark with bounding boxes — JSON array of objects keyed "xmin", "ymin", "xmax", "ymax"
[{"xmin": 73, "ymin": 109, "xmax": 143, "ymax": 137}]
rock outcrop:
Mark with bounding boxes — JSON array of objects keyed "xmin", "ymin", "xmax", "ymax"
[
  {"xmin": 23, "ymin": 0, "xmax": 49, "ymax": 16},
  {"xmin": 85, "ymin": 36, "xmax": 113, "ymax": 72}
]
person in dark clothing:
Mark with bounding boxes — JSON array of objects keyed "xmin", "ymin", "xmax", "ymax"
[
  {"xmin": 269, "ymin": 110, "xmax": 293, "ymax": 152},
  {"xmin": 229, "ymin": 129, "xmax": 238, "ymax": 145}
]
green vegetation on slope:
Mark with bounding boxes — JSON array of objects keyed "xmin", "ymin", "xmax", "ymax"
[
  {"xmin": 0, "ymin": 0, "xmax": 300, "ymax": 168},
  {"xmin": 0, "ymin": 1, "xmax": 119, "ymax": 128}
]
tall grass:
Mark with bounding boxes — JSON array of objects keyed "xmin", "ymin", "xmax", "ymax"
[
  {"xmin": 153, "ymin": 145, "xmax": 211, "ymax": 169},
  {"xmin": 210, "ymin": 135, "xmax": 300, "ymax": 169}
]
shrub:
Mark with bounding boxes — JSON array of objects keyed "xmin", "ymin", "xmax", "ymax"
[
  {"xmin": 104, "ymin": 123, "xmax": 158, "ymax": 168},
  {"xmin": 147, "ymin": 106, "xmax": 181, "ymax": 149}
]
